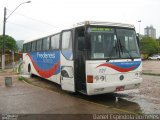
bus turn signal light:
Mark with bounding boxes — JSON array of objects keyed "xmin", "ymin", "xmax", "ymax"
[{"xmin": 87, "ymin": 75, "xmax": 93, "ymax": 83}]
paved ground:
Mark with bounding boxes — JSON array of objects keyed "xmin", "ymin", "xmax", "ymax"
[
  {"xmin": 0, "ymin": 60, "xmax": 160, "ymax": 119},
  {"xmin": 142, "ymin": 60, "xmax": 160, "ymax": 74},
  {"xmin": 120, "ymin": 75, "xmax": 160, "ymax": 114},
  {"xmin": 0, "ymin": 69, "xmax": 122, "ymax": 115}
]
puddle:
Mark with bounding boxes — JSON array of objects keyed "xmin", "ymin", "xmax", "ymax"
[
  {"xmin": 118, "ymin": 90, "xmax": 160, "ymax": 114},
  {"xmin": 129, "ymin": 98, "xmax": 160, "ymax": 114},
  {"xmin": 76, "ymin": 93, "xmax": 142, "ymax": 114}
]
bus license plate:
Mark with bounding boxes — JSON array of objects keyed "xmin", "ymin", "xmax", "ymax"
[{"xmin": 116, "ymin": 86, "xmax": 125, "ymax": 91}]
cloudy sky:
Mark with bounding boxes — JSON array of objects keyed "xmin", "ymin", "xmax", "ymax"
[{"xmin": 0, "ymin": 0, "xmax": 160, "ymax": 40}]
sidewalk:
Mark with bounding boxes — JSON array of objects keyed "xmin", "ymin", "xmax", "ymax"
[{"xmin": 0, "ymin": 69, "xmax": 121, "ymax": 116}]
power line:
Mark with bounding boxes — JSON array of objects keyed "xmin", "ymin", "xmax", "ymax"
[
  {"xmin": 0, "ymin": 20, "xmax": 50, "ymax": 36},
  {"xmin": 4, "ymin": 21, "xmax": 48, "ymax": 40},
  {"xmin": 7, "ymin": 9, "xmax": 59, "ymax": 28},
  {"xmin": 7, "ymin": 21, "xmax": 46, "ymax": 33}
]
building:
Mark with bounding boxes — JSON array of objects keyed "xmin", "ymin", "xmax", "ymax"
[{"xmin": 144, "ymin": 25, "xmax": 156, "ymax": 39}]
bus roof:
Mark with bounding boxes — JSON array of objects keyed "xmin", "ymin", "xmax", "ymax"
[
  {"xmin": 74, "ymin": 21, "xmax": 135, "ymax": 28},
  {"xmin": 24, "ymin": 21, "xmax": 135, "ymax": 44}
]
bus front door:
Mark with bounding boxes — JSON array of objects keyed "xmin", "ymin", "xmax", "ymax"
[
  {"xmin": 61, "ymin": 55, "xmax": 75, "ymax": 92},
  {"xmin": 60, "ymin": 30, "xmax": 75, "ymax": 92}
]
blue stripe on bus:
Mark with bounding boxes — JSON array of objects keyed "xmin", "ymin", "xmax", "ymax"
[{"xmin": 30, "ymin": 51, "xmax": 60, "ymax": 74}]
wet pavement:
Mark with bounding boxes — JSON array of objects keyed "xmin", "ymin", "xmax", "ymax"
[
  {"xmin": 19, "ymin": 60, "xmax": 160, "ymax": 115},
  {"xmin": 116, "ymin": 76, "xmax": 160, "ymax": 114},
  {"xmin": 143, "ymin": 60, "xmax": 160, "ymax": 74},
  {"xmin": 23, "ymin": 74, "xmax": 160, "ymax": 114},
  {"xmin": 0, "ymin": 60, "xmax": 160, "ymax": 119},
  {"xmin": 0, "ymin": 70, "xmax": 122, "ymax": 114}
]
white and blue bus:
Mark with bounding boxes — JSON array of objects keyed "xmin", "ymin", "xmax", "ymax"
[{"xmin": 23, "ymin": 21, "xmax": 142, "ymax": 95}]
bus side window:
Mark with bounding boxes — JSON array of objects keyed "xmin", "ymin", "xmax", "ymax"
[
  {"xmin": 31, "ymin": 41, "xmax": 37, "ymax": 52},
  {"xmin": 37, "ymin": 39, "xmax": 42, "ymax": 51},
  {"xmin": 62, "ymin": 31, "xmax": 73, "ymax": 60},
  {"xmin": 43, "ymin": 37, "xmax": 50, "ymax": 51},
  {"xmin": 27, "ymin": 42, "xmax": 31, "ymax": 52},
  {"xmin": 51, "ymin": 34, "xmax": 60, "ymax": 49}
]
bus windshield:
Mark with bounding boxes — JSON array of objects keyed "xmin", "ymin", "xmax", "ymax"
[{"xmin": 87, "ymin": 27, "xmax": 140, "ymax": 60}]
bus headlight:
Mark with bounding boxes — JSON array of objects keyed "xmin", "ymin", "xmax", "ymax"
[
  {"xmin": 135, "ymin": 72, "xmax": 142, "ymax": 78},
  {"xmin": 94, "ymin": 75, "xmax": 106, "ymax": 82},
  {"xmin": 100, "ymin": 76, "xmax": 105, "ymax": 81}
]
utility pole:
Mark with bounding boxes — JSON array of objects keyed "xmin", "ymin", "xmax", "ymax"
[
  {"xmin": 2, "ymin": 7, "xmax": 6, "ymax": 70},
  {"xmin": 1, "ymin": 1, "xmax": 31, "ymax": 70}
]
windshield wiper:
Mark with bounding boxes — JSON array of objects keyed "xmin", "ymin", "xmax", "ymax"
[
  {"xmin": 107, "ymin": 39, "xmax": 134, "ymax": 61},
  {"xmin": 107, "ymin": 39, "xmax": 119, "ymax": 62},
  {"xmin": 118, "ymin": 39, "xmax": 134, "ymax": 61}
]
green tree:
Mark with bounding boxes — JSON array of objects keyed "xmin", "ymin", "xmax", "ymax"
[
  {"xmin": 0, "ymin": 35, "xmax": 18, "ymax": 51},
  {"xmin": 140, "ymin": 36, "xmax": 158, "ymax": 56}
]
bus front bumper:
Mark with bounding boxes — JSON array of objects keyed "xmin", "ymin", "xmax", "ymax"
[{"xmin": 86, "ymin": 78, "xmax": 142, "ymax": 95}]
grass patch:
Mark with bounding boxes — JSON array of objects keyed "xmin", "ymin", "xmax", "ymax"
[
  {"xmin": 136, "ymin": 110, "xmax": 144, "ymax": 115},
  {"xmin": 0, "ymin": 69, "xmax": 5, "ymax": 73},
  {"xmin": 142, "ymin": 72, "xmax": 160, "ymax": 76},
  {"xmin": 18, "ymin": 76, "xmax": 26, "ymax": 81},
  {"xmin": 18, "ymin": 76, "xmax": 32, "ymax": 84}
]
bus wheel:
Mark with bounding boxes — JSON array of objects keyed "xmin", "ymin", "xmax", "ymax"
[{"xmin": 28, "ymin": 64, "xmax": 31, "ymax": 73}]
